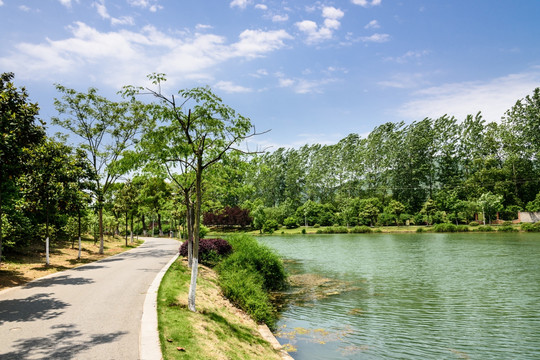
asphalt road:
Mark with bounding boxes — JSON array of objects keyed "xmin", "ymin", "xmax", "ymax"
[{"xmin": 0, "ymin": 237, "xmax": 180, "ymax": 360}]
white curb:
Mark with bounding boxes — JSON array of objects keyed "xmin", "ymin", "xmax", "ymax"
[{"xmin": 139, "ymin": 252, "xmax": 179, "ymax": 360}]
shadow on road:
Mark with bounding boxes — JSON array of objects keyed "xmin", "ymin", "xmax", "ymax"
[
  {"xmin": 23, "ymin": 275, "xmax": 95, "ymax": 289},
  {"xmin": 0, "ymin": 323, "xmax": 127, "ymax": 359},
  {"xmin": 0, "ymin": 293, "xmax": 69, "ymax": 324}
]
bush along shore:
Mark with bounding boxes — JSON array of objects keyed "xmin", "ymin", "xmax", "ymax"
[{"xmin": 158, "ymin": 234, "xmax": 288, "ymax": 359}]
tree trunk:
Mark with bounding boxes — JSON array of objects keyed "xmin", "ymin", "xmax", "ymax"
[
  {"xmin": 0, "ymin": 186, "xmax": 4, "ymax": 264},
  {"xmin": 125, "ymin": 211, "xmax": 128, "ymax": 246},
  {"xmin": 158, "ymin": 212, "xmax": 163, "ymax": 236},
  {"xmin": 141, "ymin": 213, "xmax": 148, "ymax": 236},
  {"xmin": 130, "ymin": 214, "xmax": 134, "ymax": 244},
  {"xmin": 99, "ymin": 203, "xmax": 104, "ymax": 254},
  {"xmin": 77, "ymin": 209, "xmax": 81, "ymax": 259},
  {"xmin": 188, "ymin": 156, "xmax": 203, "ymax": 312}
]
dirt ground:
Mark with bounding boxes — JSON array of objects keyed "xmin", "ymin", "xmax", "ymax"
[{"xmin": 0, "ymin": 236, "xmax": 141, "ymax": 290}]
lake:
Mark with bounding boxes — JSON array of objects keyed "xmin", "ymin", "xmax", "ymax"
[{"xmin": 258, "ymin": 233, "xmax": 540, "ymax": 359}]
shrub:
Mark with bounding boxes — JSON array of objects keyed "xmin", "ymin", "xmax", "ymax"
[
  {"xmin": 262, "ymin": 219, "xmax": 279, "ymax": 234},
  {"xmin": 416, "ymin": 227, "xmax": 424, "ymax": 233},
  {"xmin": 456, "ymin": 225, "xmax": 469, "ymax": 232},
  {"xmin": 374, "ymin": 228, "xmax": 382, "ymax": 233},
  {"xmin": 179, "ymin": 238, "xmax": 232, "ymax": 266},
  {"xmin": 283, "ymin": 217, "xmax": 298, "ymax": 229},
  {"xmin": 350, "ymin": 225, "xmax": 373, "ymax": 234},
  {"xmin": 501, "ymin": 221, "xmax": 513, "ymax": 226},
  {"xmin": 433, "ymin": 223, "xmax": 457, "ymax": 233},
  {"xmin": 477, "ymin": 225, "xmax": 494, "ymax": 232},
  {"xmin": 301, "ymin": 228, "xmax": 306, "ymax": 234},
  {"xmin": 497, "ymin": 225, "xmax": 517, "ymax": 232},
  {"xmin": 469, "ymin": 221, "xmax": 480, "ymax": 226},
  {"xmin": 521, "ymin": 222, "xmax": 540, "ymax": 232},
  {"xmin": 313, "ymin": 224, "xmax": 320, "ymax": 228},
  {"xmin": 318, "ymin": 226, "xmax": 349, "ymax": 234}
]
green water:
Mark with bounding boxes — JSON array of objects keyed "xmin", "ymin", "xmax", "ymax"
[{"xmin": 258, "ymin": 233, "xmax": 540, "ymax": 359}]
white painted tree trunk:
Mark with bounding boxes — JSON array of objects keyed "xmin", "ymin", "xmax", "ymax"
[
  {"xmin": 188, "ymin": 257, "xmax": 198, "ymax": 312},
  {"xmin": 78, "ymin": 236, "xmax": 81, "ymax": 260},
  {"xmin": 46, "ymin": 237, "xmax": 50, "ymax": 265}
]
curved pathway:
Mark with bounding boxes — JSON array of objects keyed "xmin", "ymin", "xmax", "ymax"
[{"xmin": 0, "ymin": 237, "xmax": 180, "ymax": 360}]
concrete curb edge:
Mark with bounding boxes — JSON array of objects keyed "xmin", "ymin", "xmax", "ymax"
[{"xmin": 139, "ymin": 252, "xmax": 179, "ymax": 360}]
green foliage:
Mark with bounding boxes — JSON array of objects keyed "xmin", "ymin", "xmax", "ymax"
[
  {"xmin": 456, "ymin": 225, "xmax": 469, "ymax": 232},
  {"xmin": 526, "ymin": 192, "xmax": 540, "ymax": 212},
  {"xmin": 469, "ymin": 221, "xmax": 480, "ymax": 226},
  {"xmin": 521, "ymin": 222, "xmax": 540, "ymax": 232},
  {"xmin": 497, "ymin": 225, "xmax": 517, "ymax": 232},
  {"xmin": 217, "ymin": 235, "xmax": 287, "ymax": 328},
  {"xmin": 433, "ymin": 223, "xmax": 457, "ymax": 232},
  {"xmin": 477, "ymin": 225, "xmax": 495, "ymax": 232},
  {"xmin": 283, "ymin": 216, "xmax": 298, "ymax": 229},
  {"xmin": 416, "ymin": 227, "xmax": 424, "ymax": 233},
  {"xmin": 350, "ymin": 225, "xmax": 373, "ymax": 233},
  {"xmin": 262, "ymin": 219, "xmax": 279, "ymax": 234},
  {"xmin": 316, "ymin": 226, "xmax": 349, "ymax": 234}
]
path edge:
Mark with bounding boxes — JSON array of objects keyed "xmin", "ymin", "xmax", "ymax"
[{"xmin": 139, "ymin": 251, "xmax": 179, "ymax": 360}]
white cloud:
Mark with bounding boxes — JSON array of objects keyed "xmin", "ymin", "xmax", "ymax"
[
  {"xmin": 232, "ymin": 29, "xmax": 292, "ymax": 58},
  {"xmin": 127, "ymin": 0, "xmax": 163, "ymax": 12},
  {"xmin": 214, "ymin": 81, "xmax": 252, "ymax": 93},
  {"xmin": 0, "ymin": 22, "xmax": 292, "ymax": 88},
  {"xmin": 255, "ymin": 4, "xmax": 267, "ymax": 10},
  {"xmin": 0, "ymin": 0, "xmax": 4, "ymax": 6},
  {"xmin": 277, "ymin": 73, "xmax": 337, "ymax": 94},
  {"xmin": 272, "ymin": 14, "xmax": 289, "ymax": 22},
  {"xmin": 352, "ymin": 0, "xmax": 381, "ymax": 8},
  {"xmin": 230, "ymin": 0, "xmax": 251, "ymax": 9},
  {"xmin": 361, "ymin": 33, "xmax": 390, "ymax": 42},
  {"xmin": 58, "ymin": 0, "xmax": 75, "ymax": 8},
  {"xmin": 196, "ymin": 24, "xmax": 213, "ymax": 30},
  {"xmin": 296, "ymin": 6, "xmax": 344, "ymax": 44},
  {"xmin": 384, "ymin": 50, "xmax": 430, "ymax": 63},
  {"xmin": 364, "ymin": 20, "xmax": 380, "ymax": 29},
  {"xmin": 396, "ymin": 69, "xmax": 540, "ymax": 122},
  {"xmin": 93, "ymin": 1, "xmax": 134, "ymax": 26},
  {"xmin": 19, "ymin": 5, "xmax": 31, "ymax": 11}
]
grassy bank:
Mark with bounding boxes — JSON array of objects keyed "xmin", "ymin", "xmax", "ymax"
[
  {"xmin": 208, "ymin": 223, "xmax": 531, "ymax": 236},
  {"xmin": 0, "ymin": 235, "xmax": 142, "ymax": 290},
  {"xmin": 157, "ymin": 258, "xmax": 283, "ymax": 360}
]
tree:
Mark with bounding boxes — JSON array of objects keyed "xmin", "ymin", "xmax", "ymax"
[
  {"xmin": 124, "ymin": 73, "xmax": 262, "ymax": 312},
  {"xmin": 477, "ymin": 192, "xmax": 503, "ymax": 224},
  {"xmin": 385, "ymin": 199, "xmax": 406, "ymax": 226},
  {"xmin": 526, "ymin": 192, "xmax": 540, "ymax": 212},
  {"xmin": 0, "ymin": 73, "xmax": 46, "ymax": 263},
  {"xmin": 53, "ymin": 86, "xmax": 147, "ymax": 254}
]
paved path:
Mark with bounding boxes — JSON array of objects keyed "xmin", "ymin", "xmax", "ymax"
[{"xmin": 0, "ymin": 237, "xmax": 180, "ymax": 360}]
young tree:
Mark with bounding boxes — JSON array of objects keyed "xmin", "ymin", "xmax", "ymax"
[
  {"xmin": 478, "ymin": 192, "xmax": 503, "ymax": 224},
  {"xmin": 0, "ymin": 73, "xmax": 45, "ymax": 263},
  {"xmin": 52, "ymin": 86, "xmax": 147, "ymax": 254},
  {"xmin": 124, "ymin": 73, "xmax": 263, "ymax": 312}
]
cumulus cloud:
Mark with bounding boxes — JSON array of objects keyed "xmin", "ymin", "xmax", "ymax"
[
  {"xmin": 0, "ymin": 22, "xmax": 292, "ymax": 88},
  {"xmin": 396, "ymin": 69, "xmax": 540, "ymax": 122},
  {"xmin": 230, "ymin": 0, "xmax": 251, "ymax": 9},
  {"xmin": 272, "ymin": 14, "xmax": 289, "ymax": 22},
  {"xmin": 384, "ymin": 50, "xmax": 430, "ymax": 63},
  {"xmin": 93, "ymin": 1, "xmax": 134, "ymax": 26},
  {"xmin": 364, "ymin": 20, "xmax": 380, "ymax": 29},
  {"xmin": 255, "ymin": 4, "xmax": 267, "ymax": 10},
  {"xmin": 214, "ymin": 81, "xmax": 252, "ymax": 93},
  {"xmin": 361, "ymin": 33, "xmax": 390, "ymax": 42},
  {"xmin": 277, "ymin": 72, "xmax": 337, "ymax": 94},
  {"xmin": 352, "ymin": 0, "xmax": 381, "ymax": 8},
  {"xmin": 58, "ymin": 0, "xmax": 75, "ymax": 7},
  {"xmin": 296, "ymin": 6, "xmax": 344, "ymax": 44},
  {"xmin": 127, "ymin": 0, "xmax": 163, "ymax": 12},
  {"xmin": 0, "ymin": 0, "xmax": 4, "ymax": 5}
]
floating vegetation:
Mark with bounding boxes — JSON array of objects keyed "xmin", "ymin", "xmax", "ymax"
[
  {"xmin": 340, "ymin": 344, "xmax": 370, "ymax": 356},
  {"xmin": 347, "ymin": 308, "xmax": 364, "ymax": 316},
  {"xmin": 276, "ymin": 325, "xmax": 354, "ymax": 347},
  {"xmin": 449, "ymin": 348, "xmax": 470, "ymax": 359},
  {"xmin": 273, "ymin": 273, "xmax": 362, "ymax": 307}
]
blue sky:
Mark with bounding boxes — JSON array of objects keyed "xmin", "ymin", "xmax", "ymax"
[{"xmin": 1, "ymin": 0, "xmax": 539, "ymax": 149}]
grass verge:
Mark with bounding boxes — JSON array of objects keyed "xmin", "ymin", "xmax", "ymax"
[
  {"xmin": 0, "ymin": 235, "xmax": 143, "ymax": 290},
  {"xmin": 157, "ymin": 258, "xmax": 283, "ymax": 360}
]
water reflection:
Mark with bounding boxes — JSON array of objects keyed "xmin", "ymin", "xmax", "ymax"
[{"xmin": 259, "ymin": 233, "xmax": 540, "ymax": 360}]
